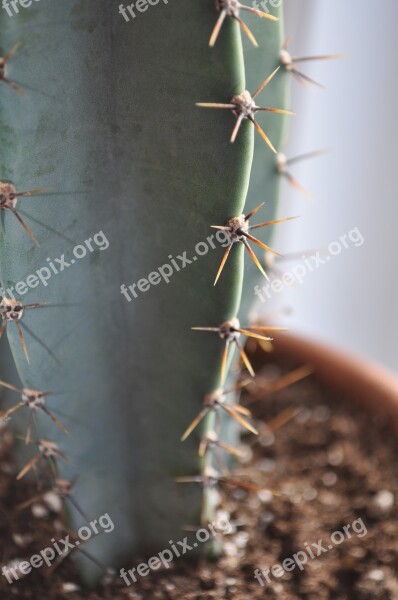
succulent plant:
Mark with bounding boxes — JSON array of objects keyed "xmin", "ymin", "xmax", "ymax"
[{"xmin": 0, "ymin": 0, "xmax": 296, "ymax": 586}]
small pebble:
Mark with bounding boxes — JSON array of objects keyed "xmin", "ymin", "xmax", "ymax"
[
  {"xmin": 239, "ymin": 445, "xmax": 253, "ymax": 464},
  {"xmin": 327, "ymin": 446, "xmax": 344, "ymax": 466},
  {"xmin": 32, "ymin": 503, "xmax": 49, "ymax": 519},
  {"xmin": 235, "ymin": 531, "xmax": 249, "ymax": 549},
  {"xmin": 303, "ymin": 487, "xmax": 317, "ymax": 501},
  {"xmin": 295, "ymin": 408, "xmax": 311, "ymax": 424},
  {"xmin": 349, "ymin": 545, "xmax": 366, "ymax": 559},
  {"xmin": 215, "ymin": 509, "xmax": 232, "ymax": 532},
  {"xmin": 260, "ymin": 511, "xmax": 275, "ymax": 524},
  {"xmin": 373, "ymin": 490, "xmax": 394, "ymax": 511},
  {"xmin": 12, "ymin": 533, "xmax": 32, "ymax": 547},
  {"xmin": 258, "ymin": 458, "xmax": 276, "ymax": 473},
  {"xmin": 61, "ymin": 582, "xmax": 81, "ymax": 593},
  {"xmin": 165, "ymin": 582, "xmax": 175, "ymax": 591},
  {"xmin": 43, "ymin": 491, "xmax": 63, "ymax": 513},
  {"xmin": 322, "ymin": 472, "xmax": 337, "ymax": 487},
  {"xmin": 223, "ymin": 541, "xmax": 238, "ymax": 557},
  {"xmin": 257, "ymin": 489, "xmax": 273, "ymax": 504},
  {"xmin": 368, "ymin": 569, "xmax": 385, "ymax": 582},
  {"xmin": 312, "ymin": 405, "xmax": 331, "ymax": 422},
  {"xmin": 259, "ymin": 431, "xmax": 275, "ymax": 447}
]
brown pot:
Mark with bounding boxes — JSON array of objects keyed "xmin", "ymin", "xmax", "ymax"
[{"xmin": 252, "ymin": 333, "xmax": 398, "ymax": 432}]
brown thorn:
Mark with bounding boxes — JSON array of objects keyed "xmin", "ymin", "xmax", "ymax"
[
  {"xmin": 283, "ymin": 35, "xmax": 291, "ymax": 50},
  {"xmin": 16, "ymin": 187, "xmax": 48, "ymax": 199},
  {"xmin": 266, "ymin": 406, "xmax": 303, "ymax": 433},
  {"xmin": 256, "ymin": 107, "xmax": 295, "ymax": 116},
  {"xmin": 0, "ymin": 403, "xmax": 24, "ymax": 421},
  {"xmin": 293, "ymin": 53, "xmax": 345, "ymax": 63},
  {"xmin": 41, "ymin": 405, "xmax": 69, "ymax": 435},
  {"xmin": 209, "ymin": 9, "xmax": 227, "ymax": 47},
  {"xmin": 222, "ymin": 404, "xmax": 258, "ymax": 435},
  {"xmin": 230, "ymin": 113, "xmax": 245, "ymax": 143},
  {"xmin": 2, "ymin": 77, "xmax": 26, "ymax": 95},
  {"xmin": 214, "ymin": 244, "xmax": 233, "ymax": 286},
  {"xmin": 22, "ymin": 302, "xmax": 48, "ymax": 310},
  {"xmin": 267, "ymin": 364, "xmax": 314, "ymax": 395},
  {"xmin": 10, "ymin": 209, "xmax": 39, "ymax": 246},
  {"xmin": 17, "ymin": 454, "xmax": 40, "ymax": 480},
  {"xmin": 235, "ymin": 16, "xmax": 258, "ymax": 47},
  {"xmin": 240, "ymin": 6, "xmax": 278, "ymax": 21},
  {"xmin": 286, "ymin": 148, "xmax": 331, "ymax": 166},
  {"xmin": 0, "ymin": 379, "xmax": 21, "ymax": 393},
  {"xmin": 218, "ymin": 440, "xmax": 246, "ymax": 458},
  {"xmin": 16, "ymin": 492, "xmax": 44, "ymax": 511},
  {"xmin": 235, "ymin": 338, "xmax": 255, "ymax": 377},
  {"xmin": 243, "ymin": 231, "xmax": 282, "ymax": 257},
  {"xmin": 25, "ymin": 412, "xmax": 34, "ymax": 445},
  {"xmin": 242, "ymin": 238, "xmax": 269, "ymax": 280},
  {"xmin": 250, "ymin": 118, "xmax": 277, "ymax": 153},
  {"xmin": 16, "ymin": 322, "xmax": 30, "ymax": 363},
  {"xmin": 245, "ymin": 202, "xmax": 265, "ymax": 221},
  {"xmin": 195, "ymin": 102, "xmax": 236, "ymax": 109},
  {"xmin": 3, "ymin": 43, "xmax": 21, "ymax": 63},
  {"xmin": 245, "ymin": 365, "xmax": 314, "ymax": 405},
  {"xmin": 244, "ymin": 325, "xmax": 287, "ymax": 332},
  {"xmin": 252, "ymin": 66, "xmax": 280, "ymax": 99},
  {"xmin": 249, "ymin": 215, "xmax": 299, "ymax": 230},
  {"xmin": 198, "ymin": 438, "xmax": 208, "ymax": 458},
  {"xmin": 230, "ymin": 402, "xmax": 252, "ymax": 417},
  {"xmin": 292, "ymin": 69, "xmax": 324, "ymax": 89},
  {"xmin": 284, "ymin": 171, "xmax": 315, "ymax": 202},
  {"xmin": 237, "ymin": 327, "xmax": 273, "ymax": 343},
  {"xmin": 221, "ymin": 340, "xmax": 230, "ymax": 386},
  {"xmin": 181, "ymin": 408, "xmax": 209, "ymax": 442}
]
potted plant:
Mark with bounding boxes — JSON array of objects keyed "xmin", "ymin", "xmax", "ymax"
[{"xmin": 0, "ymin": 1, "xmax": 397, "ymax": 598}]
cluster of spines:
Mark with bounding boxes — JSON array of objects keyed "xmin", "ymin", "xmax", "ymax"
[
  {"xmin": 0, "ymin": 41, "xmax": 108, "ymax": 575},
  {"xmin": 178, "ymin": 0, "xmax": 340, "ymax": 530}
]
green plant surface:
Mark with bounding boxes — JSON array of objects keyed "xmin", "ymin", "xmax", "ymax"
[
  {"xmin": 0, "ymin": 0, "xmax": 254, "ymax": 582},
  {"xmin": 0, "ymin": 0, "xmax": 291, "ymax": 585}
]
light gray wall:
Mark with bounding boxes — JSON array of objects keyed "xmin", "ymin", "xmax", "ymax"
[{"xmin": 255, "ymin": 0, "xmax": 397, "ymax": 371}]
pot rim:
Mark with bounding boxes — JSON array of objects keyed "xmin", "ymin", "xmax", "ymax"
[{"xmin": 263, "ymin": 333, "xmax": 398, "ymax": 428}]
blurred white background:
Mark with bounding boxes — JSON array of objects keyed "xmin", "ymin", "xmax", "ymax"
[{"xmin": 261, "ymin": 0, "xmax": 397, "ymax": 372}]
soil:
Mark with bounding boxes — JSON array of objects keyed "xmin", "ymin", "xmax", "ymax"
[{"xmin": 1, "ymin": 347, "xmax": 398, "ymax": 599}]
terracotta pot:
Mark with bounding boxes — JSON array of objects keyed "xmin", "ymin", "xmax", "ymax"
[{"xmin": 251, "ymin": 333, "xmax": 398, "ymax": 431}]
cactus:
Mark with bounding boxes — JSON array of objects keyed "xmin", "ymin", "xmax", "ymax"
[{"xmin": 0, "ymin": 0, "xmax": 291, "ymax": 585}]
